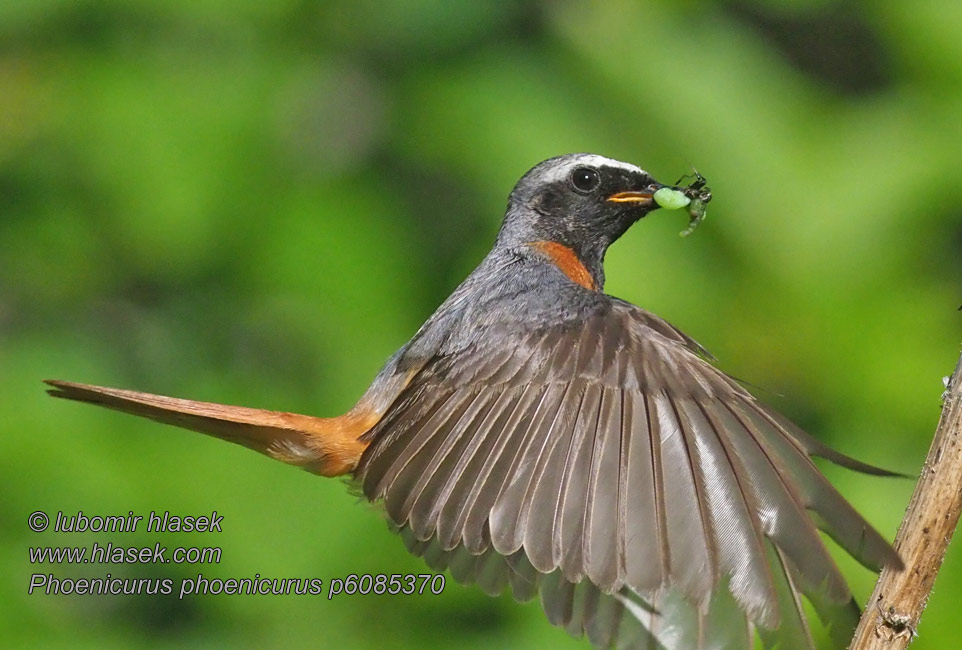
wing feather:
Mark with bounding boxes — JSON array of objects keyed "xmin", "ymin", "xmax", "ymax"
[
  {"xmin": 488, "ymin": 384, "xmax": 568, "ymax": 554},
  {"xmin": 406, "ymin": 388, "xmax": 500, "ymax": 538},
  {"xmin": 757, "ymin": 541, "xmax": 815, "ymax": 650},
  {"xmin": 623, "ymin": 391, "xmax": 667, "ymax": 594},
  {"xmin": 523, "ymin": 381, "xmax": 583, "ymax": 572},
  {"xmin": 715, "ymin": 402, "xmax": 849, "ymax": 602},
  {"xmin": 653, "ymin": 392, "xmax": 714, "ymax": 605},
  {"xmin": 556, "ymin": 383, "xmax": 603, "ymax": 584},
  {"xmin": 685, "ymin": 399, "xmax": 778, "ymax": 627},
  {"xmin": 382, "ymin": 387, "xmax": 480, "ymax": 529},
  {"xmin": 361, "ymin": 385, "xmax": 456, "ymax": 504},
  {"xmin": 585, "ymin": 387, "xmax": 626, "ymax": 592},
  {"xmin": 436, "ymin": 386, "xmax": 530, "ymax": 552},
  {"xmin": 355, "ymin": 299, "xmax": 899, "ymax": 650},
  {"xmin": 735, "ymin": 397, "xmax": 902, "ymax": 571},
  {"xmin": 461, "ymin": 383, "xmax": 549, "ymax": 552}
]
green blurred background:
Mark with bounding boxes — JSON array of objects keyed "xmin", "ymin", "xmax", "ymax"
[{"xmin": 3, "ymin": 0, "xmax": 961, "ymax": 647}]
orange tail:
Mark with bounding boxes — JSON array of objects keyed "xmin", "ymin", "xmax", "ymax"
[{"xmin": 44, "ymin": 380, "xmax": 376, "ymax": 476}]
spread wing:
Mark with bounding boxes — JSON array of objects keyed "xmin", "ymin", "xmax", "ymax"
[
  {"xmin": 397, "ymin": 523, "xmax": 838, "ymax": 650},
  {"xmin": 355, "ymin": 300, "xmax": 900, "ymax": 649}
]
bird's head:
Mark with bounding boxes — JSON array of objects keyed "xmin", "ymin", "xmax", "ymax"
[{"xmin": 497, "ymin": 153, "xmax": 666, "ymax": 289}]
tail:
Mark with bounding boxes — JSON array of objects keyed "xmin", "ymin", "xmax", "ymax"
[{"xmin": 44, "ymin": 380, "xmax": 375, "ymax": 477}]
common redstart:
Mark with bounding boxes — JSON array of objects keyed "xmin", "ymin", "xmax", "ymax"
[{"xmin": 46, "ymin": 153, "xmax": 901, "ymax": 649}]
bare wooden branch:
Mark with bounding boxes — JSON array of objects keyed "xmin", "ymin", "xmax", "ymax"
[{"xmin": 849, "ymin": 350, "xmax": 962, "ymax": 649}]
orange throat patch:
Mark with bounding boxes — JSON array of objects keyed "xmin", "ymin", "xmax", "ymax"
[{"xmin": 528, "ymin": 241, "xmax": 596, "ymax": 291}]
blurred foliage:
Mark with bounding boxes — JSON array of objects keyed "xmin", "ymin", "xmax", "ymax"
[{"xmin": 3, "ymin": 0, "xmax": 961, "ymax": 648}]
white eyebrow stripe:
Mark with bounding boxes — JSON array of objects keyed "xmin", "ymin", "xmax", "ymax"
[
  {"xmin": 538, "ymin": 154, "xmax": 647, "ymax": 185},
  {"xmin": 580, "ymin": 154, "xmax": 646, "ymax": 174}
]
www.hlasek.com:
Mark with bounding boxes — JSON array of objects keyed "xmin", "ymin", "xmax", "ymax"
[{"xmin": 27, "ymin": 510, "xmax": 445, "ymax": 600}]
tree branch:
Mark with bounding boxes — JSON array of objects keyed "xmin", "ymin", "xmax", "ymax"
[{"xmin": 850, "ymin": 350, "xmax": 962, "ymax": 649}]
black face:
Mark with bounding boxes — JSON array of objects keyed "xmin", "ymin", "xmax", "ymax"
[{"xmin": 503, "ymin": 154, "xmax": 663, "ymax": 256}]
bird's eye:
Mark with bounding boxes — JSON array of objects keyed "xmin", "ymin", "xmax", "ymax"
[{"xmin": 570, "ymin": 167, "xmax": 601, "ymax": 194}]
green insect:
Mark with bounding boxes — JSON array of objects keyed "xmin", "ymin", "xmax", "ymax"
[
  {"xmin": 653, "ymin": 170, "xmax": 712, "ymax": 237},
  {"xmin": 653, "ymin": 187, "xmax": 691, "ymax": 210}
]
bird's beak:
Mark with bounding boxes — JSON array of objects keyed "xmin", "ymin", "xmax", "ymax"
[{"xmin": 606, "ymin": 183, "xmax": 662, "ymax": 206}]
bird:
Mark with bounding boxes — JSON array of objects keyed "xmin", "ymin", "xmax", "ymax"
[{"xmin": 46, "ymin": 153, "xmax": 902, "ymax": 649}]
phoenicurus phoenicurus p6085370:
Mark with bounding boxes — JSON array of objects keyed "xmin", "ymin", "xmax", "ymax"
[{"xmin": 46, "ymin": 153, "xmax": 901, "ymax": 650}]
